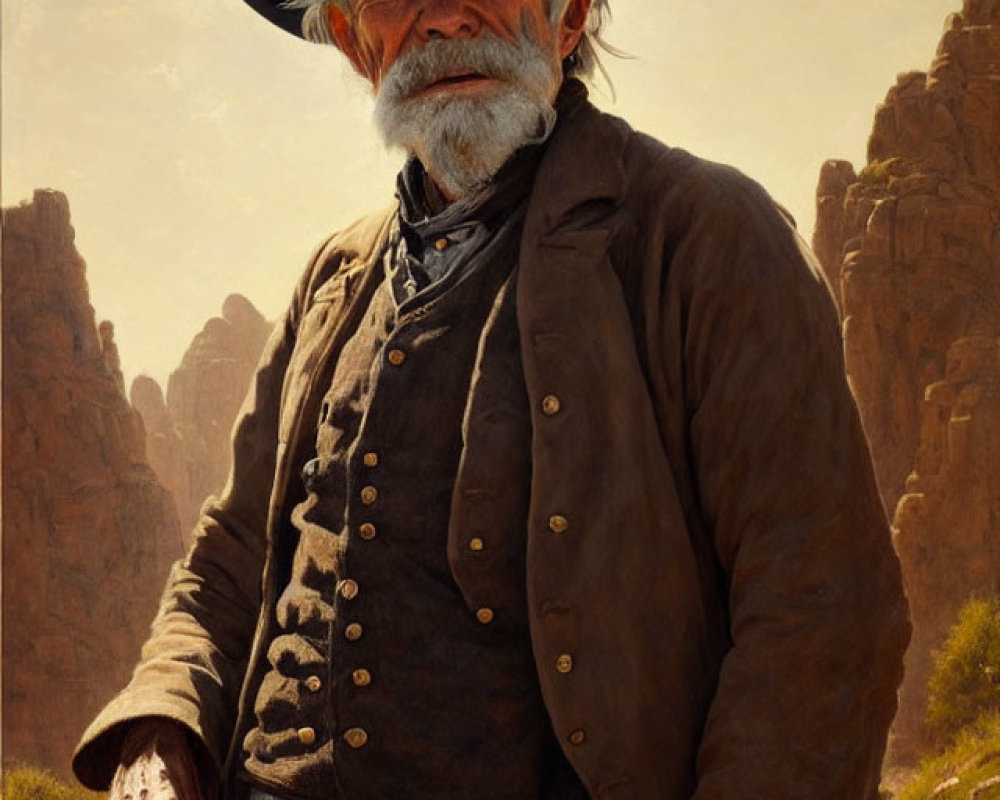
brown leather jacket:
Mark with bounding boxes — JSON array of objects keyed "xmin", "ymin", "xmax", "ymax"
[{"xmin": 74, "ymin": 85, "xmax": 910, "ymax": 799}]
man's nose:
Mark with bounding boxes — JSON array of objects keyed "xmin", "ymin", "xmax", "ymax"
[{"xmin": 416, "ymin": 0, "xmax": 482, "ymax": 40}]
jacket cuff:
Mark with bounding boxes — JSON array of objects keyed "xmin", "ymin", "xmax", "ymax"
[{"xmin": 72, "ymin": 689, "xmax": 223, "ymax": 791}]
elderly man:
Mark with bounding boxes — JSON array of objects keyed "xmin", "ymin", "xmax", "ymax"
[{"xmin": 73, "ymin": 1, "xmax": 910, "ymax": 798}]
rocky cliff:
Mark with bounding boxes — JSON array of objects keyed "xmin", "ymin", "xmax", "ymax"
[
  {"xmin": 2, "ymin": 190, "xmax": 183, "ymax": 779},
  {"xmin": 812, "ymin": 0, "xmax": 1000, "ymax": 760},
  {"xmin": 131, "ymin": 294, "xmax": 271, "ymax": 543}
]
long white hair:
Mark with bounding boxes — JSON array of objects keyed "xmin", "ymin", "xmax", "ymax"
[{"xmin": 279, "ymin": 0, "xmax": 614, "ymax": 82}]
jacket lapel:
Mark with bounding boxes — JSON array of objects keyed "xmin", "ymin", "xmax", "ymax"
[{"xmin": 521, "ymin": 88, "xmax": 628, "ymax": 246}]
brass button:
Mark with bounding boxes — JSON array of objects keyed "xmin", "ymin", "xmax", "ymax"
[
  {"xmin": 469, "ymin": 537, "xmax": 485, "ymax": 552},
  {"xmin": 434, "ymin": 238, "xmax": 449, "ymax": 251},
  {"xmin": 362, "ymin": 452, "xmax": 379, "ymax": 468},
  {"xmin": 568, "ymin": 729, "xmax": 586, "ymax": 746},
  {"xmin": 339, "ymin": 579, "xmax": 359, "ymax": 600},
  {"xmin": 344, "ymin": 727, "xmax": 369, "ymax": 749},
  {"xmin": 359, "ymin": 523, "xmax": 377, "ymax": 541},
  {"xmin": 476, "ymin": 608, "xmax": 495, "ymax": 625},
  {"xmin": 387, "ymin": 348, "xmax": 406, "ymax": 366},
  {"xmin": 352, "ymin": 668, "xmax": 372, "ymax": 687},
  {"xmin": 541, "ymin": 395, "xmax": 561, "ymax": 416},
  {"xmin": 548, "ymin": 515, "xmax": 569, "ymax": 534},
  {"xmin": 304, "ymin": 675, "xmax": 323, "ymax": 693},
  {"xmin": 297, "ymin": 727, "xmax": 317, "ymax": 745},
  {"xmin": 555, "ymin": 654, "xmax": 574, "ymax": 674},
  {"xmin": 344, "ymin": 622, "xmax": 363, "ymax": 641},
  {"xmin": 361, "ymin": 485, "xmax": 378, "ymax": 505}
]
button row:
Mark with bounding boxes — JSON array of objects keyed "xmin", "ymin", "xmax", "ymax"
[
  {"xmin": 336, "ymin": 557, "xmax": 369, "ymax": 727},
  {"xmin": 300, "ymin": 665, "xmax": 378, "ymax": 691},
  {"xmin": 296, "ymin": 726, "xmax": 371, "ymax": 749},
  {"xmin": 358, "ymin": 453, "xmax": 378, "ymax": 542},
  {"xmin": 466, "ymin": 520, "xmax": 577, "ymax": 549},
  {"xmin": 298, "ymin": 429, "xmax": 371, "ymax": 758}
]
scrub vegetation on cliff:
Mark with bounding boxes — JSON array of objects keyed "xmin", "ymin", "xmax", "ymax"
[
  {"xmin": 927, "ymin": 598, "xmax": 1000, "ymax": 744},
  {"xmin": 895, "ymin": 597, "xmax": 1000, "ymax": 799}
]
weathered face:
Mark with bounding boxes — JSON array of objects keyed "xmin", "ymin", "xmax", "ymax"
[
  {"xmin": 328, "ymin": 0, "xmax": 591, "ymax": 199},
  {"xmin": 329, "ymin": 0, "xmax": 587, "ymax": 90}
]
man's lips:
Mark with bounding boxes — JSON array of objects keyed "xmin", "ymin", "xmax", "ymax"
[{"xmin": 417, "ymin": 72, "xmax": 501, "ymax": 96}]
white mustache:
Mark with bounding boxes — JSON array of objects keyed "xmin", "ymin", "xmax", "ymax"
[{"xmin": 380, "ymin": 35, "xmax": 539, "ymax": 101}]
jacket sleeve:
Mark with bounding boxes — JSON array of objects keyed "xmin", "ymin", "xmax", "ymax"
[
  {"xmin": 72, "ymin": 242, "xmax": 330, "ymax": 792},
  {"xmin": 672, "ymin": 169, "xmax": 911, "ymax": 799}
]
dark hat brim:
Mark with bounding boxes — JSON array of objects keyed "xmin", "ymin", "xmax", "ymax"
[{"xmin": 243, "ymin": 0, "xmax": 306, "ymax": 38}]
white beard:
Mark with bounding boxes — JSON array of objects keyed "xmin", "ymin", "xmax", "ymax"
[{"xmin": 373, "ymin": 33, "xmax": 561, "ymax": 200}]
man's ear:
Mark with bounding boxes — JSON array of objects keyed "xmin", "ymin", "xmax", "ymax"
[
  {"xmin": 325, "ymin": 4, "xmax": 373, "ymax": 81},
  {"xmin": 556, "ymin": 0, "xmax": 592, "ymax": 61}
]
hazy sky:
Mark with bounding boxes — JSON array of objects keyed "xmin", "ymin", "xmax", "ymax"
[{"xmin": 3, "ymin": 0, "xmax": 959, "ymax": 389}]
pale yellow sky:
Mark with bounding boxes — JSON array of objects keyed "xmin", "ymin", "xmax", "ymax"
[{"xmin": 3, "ymin": 0, "xmax": 959, "ymax": 388}]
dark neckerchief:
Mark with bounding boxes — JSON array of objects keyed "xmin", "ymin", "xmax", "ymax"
[{"xmin": 395, "ymin": 142, "xmax": 542, "ymax": 260}]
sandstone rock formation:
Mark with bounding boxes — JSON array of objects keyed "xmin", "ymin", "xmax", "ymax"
[
  {"xmin": 2, "ymin": 190, "xmax": 183, "ymax": 779},
  {"xmin": 812, "ymin": 0, "xmax": 1000, "ymax": 761},
  {"xmin": 132, "ymin": 294, "xmax": 271, "ymax": 543},
  {"xmin": 813, "ymin": 159, "xmax": 858, "ymax": 309},
  {"xmin": 131, "ymin": 374, "xmax": 190, "ymax": 531},
  {"xmin": 99, "ymin": 319, "xmax": 126, "ymax": 396},
  {"xmin": 893, "ymin": 336, "xmax": 1000, "ymax": 754}
]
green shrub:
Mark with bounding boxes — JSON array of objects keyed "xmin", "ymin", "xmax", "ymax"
[
  {"xmin": 859, "ymin": 157, "xmax": 903, "ymax": 187},
  {"xmin": 1, "ymin": 766, "xmax": 104, "ymax": 800},
  {"xmin": 926, "ymin": 596, "xmax": 1000, "ymax": 744}
]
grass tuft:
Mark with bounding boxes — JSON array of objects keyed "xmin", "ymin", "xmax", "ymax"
[
  {"xmin": 1, "ymin": 766, "xmax": 105, "ymax": 800},
  {"xmin": 895, "ymin": 713, "xmax": 1000, "ymax": 799}
]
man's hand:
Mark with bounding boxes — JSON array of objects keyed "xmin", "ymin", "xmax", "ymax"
[{"xmin": 109, "ymin": 719, "xmax": 206, "ymax": 800}]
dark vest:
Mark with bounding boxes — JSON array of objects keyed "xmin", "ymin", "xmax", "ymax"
[{"xmin": 241, "ymin": 154, "xmax": 586, "ymax": 799}]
